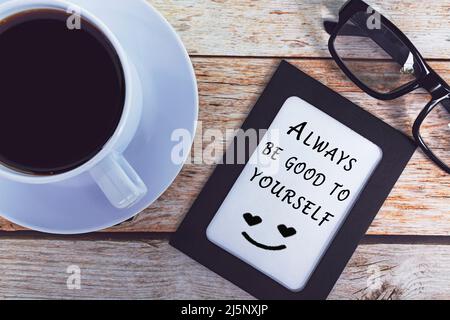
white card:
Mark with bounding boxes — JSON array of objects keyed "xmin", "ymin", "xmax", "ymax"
[{"xmin": 207, "ymin": 96, "xmax": 383, "ymax": 291}]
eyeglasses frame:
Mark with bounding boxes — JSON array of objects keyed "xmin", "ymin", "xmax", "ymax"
[{"xmin": 327, "ymin": 0, "xmax": 450, "ymax": 174}]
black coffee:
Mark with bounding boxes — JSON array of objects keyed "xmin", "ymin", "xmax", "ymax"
[{"xmin": 0, "ymin": 9, "xmax": 125, "ymax": 175}]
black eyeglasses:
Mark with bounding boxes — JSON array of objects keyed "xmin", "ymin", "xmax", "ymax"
[{"xmin": 324, "ymin": 0, "xmax": 450, "ymax": 174}]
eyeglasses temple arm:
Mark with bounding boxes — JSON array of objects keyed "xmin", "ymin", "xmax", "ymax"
[{"xmin": 441, "ymin": 98, "xmax": 450, "ymax": 113}]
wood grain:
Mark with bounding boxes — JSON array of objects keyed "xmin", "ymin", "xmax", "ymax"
[
  {"xmin": 108, "ymin": 58, "xmax": 450, "ymax": 235},
  {"xmin": 114, "ymin": 58, "xmax": 450, "ymax": 235},
  {"xmin": 0, "ymin": 238, "xmax": 449, "ymax": 300},
  {"xmin": 0, "ymin": 57, "xmax": 448, "ymax": 234},
  {"xmin": 0, "ymin": 0, "xmax": 448, "ymax": 301},
  {"xmin": 151, "ymin": 0, "xmax": 450, "ymax": 59}
]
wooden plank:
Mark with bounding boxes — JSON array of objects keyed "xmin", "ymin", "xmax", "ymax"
[
  {"xmin": 115, "ymin": 58, "xmax": 450, "ymax": 235},
  {"xmin": 151, "ymin": 0, "xmax": 450, "ymax": 59},
  {"xmin": 0, "ymin": 58, "xmax": 448, "ymax": 234},
  {"xmin": 0, "ymin": 238, "xmax": 449, "ymax": 299}
]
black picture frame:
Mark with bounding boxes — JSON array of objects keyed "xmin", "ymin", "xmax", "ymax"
[
  {"xmin": 170, "ymin": 60, "xmax": 416, "ymax": 300},
  {"xmin": 326, "ymin": 0, "xmax": 450, "ymax": 173}
]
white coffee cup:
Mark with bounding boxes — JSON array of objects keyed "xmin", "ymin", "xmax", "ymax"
[{"xmin": 0, "ymin": 0, "xmax": 147, "ymax": 209}]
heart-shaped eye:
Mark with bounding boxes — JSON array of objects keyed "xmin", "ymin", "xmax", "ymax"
[
  {"xmin": 243, "ymin": 213, "xmax": 262, "ymax": 226},
  {"xmin": 277, "ymin": 224, "xmax": 296, "ymax": 238}
]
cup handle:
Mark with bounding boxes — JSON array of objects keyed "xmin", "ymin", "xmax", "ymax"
[{"xmin": 90, "ymin": 152, "xmax": 147, "ymax": 209}]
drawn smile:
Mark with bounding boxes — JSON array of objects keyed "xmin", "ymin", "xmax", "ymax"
[
  {"xmin": 241, "ymin": 213, "xmax": 297, "ymax": 251},
  {"xmin": 241, "ymin": 232, "xmax": 287, "ymax": 251}
]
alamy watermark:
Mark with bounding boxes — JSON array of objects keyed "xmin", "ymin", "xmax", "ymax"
[
  {"xmin": 366, "ymin": 6, "xmax": 381, "ymax": 30},
  {"xmin": 66, "ymin": 265, "xmax": 81, "ymax": 290},
  {"xmin": 366, "ymin": 264, "xmax": 383, "ymax": 291},
  {"xmin": 66, "ymin": 5, "xmax": 82, "ymax": 30},
  {"xmin": 171, "ymin": 121, "xmax": 284, "ymax": 173}
]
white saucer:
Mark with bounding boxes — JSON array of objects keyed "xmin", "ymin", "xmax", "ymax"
[{"xmin": 0, "ymin": 0, "xmax": 198, "ymax": 234}]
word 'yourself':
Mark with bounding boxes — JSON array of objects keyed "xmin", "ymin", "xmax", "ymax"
[{"xmin": 250, "ymin": 167, "xmax": 335, "ymax": 227}]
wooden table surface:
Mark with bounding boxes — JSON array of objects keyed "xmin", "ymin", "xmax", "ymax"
[{"xmin": 0, "ymin": 0, "xmax": 449, "ymax": 300}]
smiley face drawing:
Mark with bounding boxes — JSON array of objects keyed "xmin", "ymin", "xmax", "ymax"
[{"xmin": 241, "ymin": 212, "xmax": 297, "ymax": 251}]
